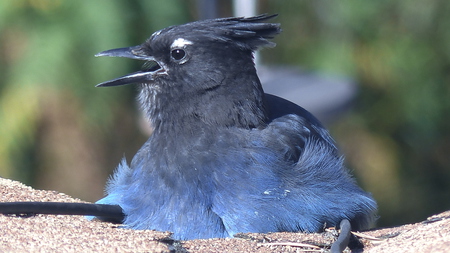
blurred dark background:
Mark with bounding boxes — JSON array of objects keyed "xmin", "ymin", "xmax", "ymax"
[{"xmin": 1, "ymin": 0, "xmax": 449, "ymax": 229}]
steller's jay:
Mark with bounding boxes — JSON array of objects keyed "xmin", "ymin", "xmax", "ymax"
[{"xmin": 92, "ymin": 14, "xmax": 377, "ymax": 240}]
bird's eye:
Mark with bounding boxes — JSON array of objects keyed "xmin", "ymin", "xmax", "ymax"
[{"xmin": 171, "ymin": 49, "xmax": 186, "ymax": 61}]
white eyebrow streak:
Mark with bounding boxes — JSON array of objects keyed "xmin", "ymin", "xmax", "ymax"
[
  {"xmin": 152, "ymin": 30, "xmax": 162, "ymax": 38},
  {"xmin": 171, "ymin": 38, "xmax": 193, "ymax": 48}
]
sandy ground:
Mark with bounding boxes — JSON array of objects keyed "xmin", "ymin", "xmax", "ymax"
[{"xmin": 1, "ymin": 177, "xmax": 449, "ymax": 252}]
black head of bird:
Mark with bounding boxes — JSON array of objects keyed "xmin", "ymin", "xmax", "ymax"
[
  {"xmin": 93, "ymin": 14, "xmax": 377, "ymax": 240},
  {"xmin": 96, "ymin": 14, "xmax": 281, "ymax": 131}
]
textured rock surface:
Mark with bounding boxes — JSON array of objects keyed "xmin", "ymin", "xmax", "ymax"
[{"xmin": 1, "ymin": 177, "xmax": 449, "ymax": 252}]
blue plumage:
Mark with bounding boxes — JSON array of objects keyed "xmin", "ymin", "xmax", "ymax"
[{"xmin": 95, "ymin": 15, "xmax": 377, "ymax": 240}]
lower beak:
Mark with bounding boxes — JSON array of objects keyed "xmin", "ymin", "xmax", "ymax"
[{"xmin": 95, "ymin": 46, "xmax": 163, "ymax": 87}]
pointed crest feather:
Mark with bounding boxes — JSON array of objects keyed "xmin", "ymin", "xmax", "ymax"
[{"xmin": 161, "ymin": 14, "xmax": 281, "ymax": 51}]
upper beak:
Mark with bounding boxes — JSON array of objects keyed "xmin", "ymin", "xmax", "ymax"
[{"xmin": 95, "ymin": 45, "xmax": 163, "ymax": 87}]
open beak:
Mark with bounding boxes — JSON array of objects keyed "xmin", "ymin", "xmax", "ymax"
[{"xmin": 95, "ymin": 45, "xmax": 164, "ymax": 87}]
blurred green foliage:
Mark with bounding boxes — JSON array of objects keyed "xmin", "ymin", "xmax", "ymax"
[{"xmin": 0, "ymin": 0, "xmax": 449, "ymax": 228}]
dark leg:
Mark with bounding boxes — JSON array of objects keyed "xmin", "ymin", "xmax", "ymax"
[{"xmin": 330, "ymin": 219, "xmax": 352, "ymax": 253}]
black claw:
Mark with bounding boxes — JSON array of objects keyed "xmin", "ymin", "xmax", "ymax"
[{"xmin": 330, "ymin": 219, "xmax": 352, "ymax": 253}]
